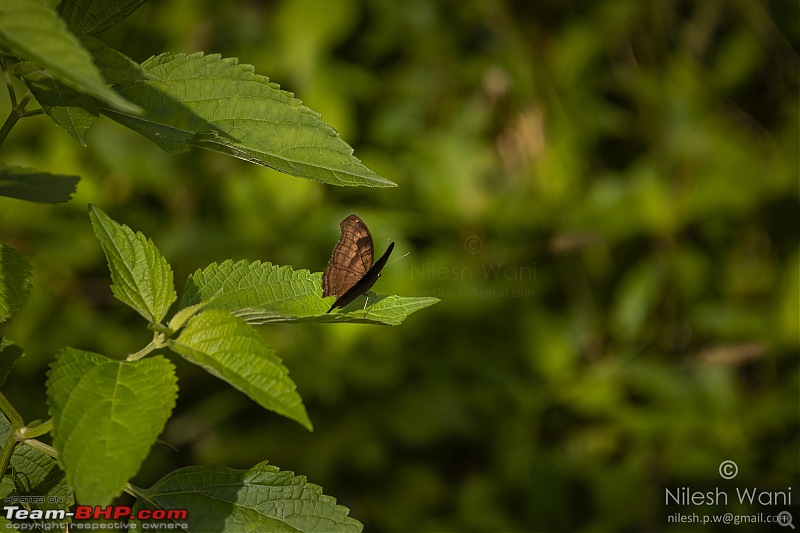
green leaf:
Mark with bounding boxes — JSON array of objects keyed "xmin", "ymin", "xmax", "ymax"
[
  {"xmin": 171, "ymin": 309, "xmax": 311, "ymax": 430},
  {"xmin": 327, "ymin": 294, "xmax": 441, "ymax": 326},
  {"xmin": 10, "ymin": 446, "xmax": 74, "ymax": 527},
  {"xmin": 166, "ymin": 295, "xmax": 217, "ymax": 333},
  {"xmin": 101, "ymin": 52, "xmax": 395, "ymax": 187},
  {"xmin": 0, "ymin": 478, "xmax": 12, "ymax": 528},
  {"xmin": 0, "ymin": 164, "xmax": 80, "ymax": 203},
  {"xmin": 0, "ymin": 337, "xmax": 24, "ymax": 387},
  {"xmin": 12, "ymin": 61, "xmax": 98, "ymax": 145},
  {"xmin": 132, "ymin": 461, "xmax": 363, "ymax": 533},
  {"xmin": 181, "ymin": 260, "xmax": 439, "ymax": 326},
  {"xmin": 46, "ymin": 348, "xmax": 178, "ymax": 506},
  {"xmin": 180, "ymin": 260, "xmax": 325, "ymax": 316},
  {"xmin": 59, "ymin": 0, "xmax": 147, "ymax": 35},
  {"xmin": 0, "ymin": 243, "xmax": 33, "ymax": 323},
  {"xmin": 88, "ymin": 204, "xmax": 176, "ymax": 324},
  {"xmin": 0, "ymin": 0, "xmax": 138, "ymax": 113},
  {"xmin": 78, "ymin": 35, "xmax": 153, "ymax": 86}
]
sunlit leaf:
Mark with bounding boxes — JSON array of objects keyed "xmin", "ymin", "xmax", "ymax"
[
  {"xmin": 181, "ymin": 260, "xmax": 438, "ymax": 326},
  {"xmin": 46, "ymin": 348, "xmax": 177, "ymax": 506},
  {"xmin": 0, "ymin": 0, "xmax": 137, "ymax": 112},
  {"xmin": 171, "ymin": 309, "xmax": 311, "ymax": 430},
  {"xmin": 78, "ymin": 35, "xmax": 153, "ymax": 85},
  {"xmin": 88, "ymin": 204, "xmax": 176, "ymax": 324},
  {"xmin": 13, "ymin": 61, "xmax": 97, "ymax": 145},
  {"xmin": 101, "ymin": 52, "xmax": 395, "ymax": 187}
]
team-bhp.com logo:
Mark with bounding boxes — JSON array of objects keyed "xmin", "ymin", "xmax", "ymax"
[{"xmin": 4, "ymin": 504, "xmax": 187, "ymax": 522}]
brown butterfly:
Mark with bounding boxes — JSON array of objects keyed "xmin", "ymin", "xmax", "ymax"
[{"xmin": 323, "ymin": 214, "xmax": 395, "ymax": 313}]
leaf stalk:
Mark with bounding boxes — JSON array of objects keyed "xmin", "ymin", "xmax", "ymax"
[
  {"xmin": 127, "ymin": 331, "xmax": 168, "ymax": 361},
  {"xmin": 19, "ymin": 419, "xmax": 53, "ymax": 440},
  {"xmin": 0, "ymin": 92, "xmax": 33, "ymax": 147},
  {"xmin": 0, "ymin": 393, "xmax": 24, "ymax": 429}
]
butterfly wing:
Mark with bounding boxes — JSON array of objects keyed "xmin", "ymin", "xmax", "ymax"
[
  {"xmin": 327, "ymin": 242, "xmax": 394, "ymax": 312},
  {"xmin": 322, "ymin": 214, "xmax": 374, "ymax": 298}
]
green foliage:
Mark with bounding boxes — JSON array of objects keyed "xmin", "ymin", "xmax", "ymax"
[
  {"xmin": 59, "ymin": 0, "xmax": 147, "ymax": 36},
  {"xmin": 0, "ymin": 244, "xmax": 32, "ymax": 322},
  {"xmin": 0, "ymin": 1, "xmax": 393, "ymax": 188},
  {"xmin": 84, "ymin": 205, "xmax": 428, "ymax": 433},
  {"xmin": 0, "ymin": 1, "xmax": 438, "ymax": 526},
  {"xmin": 47, "ymin": 348, "xmax": 177, "ymax": 505},
  {"xmin": 12, "ymin": 61, "xmax": 97, "ymax": 144},
  {"xmin": 0, "ymin": 0, "xmax": 137, "ymax": 112},
  {"xmin": 172, "ymin": 309, "xmax": 312, "ymax": 430},
  {"xmin": 133, "ymin": 461, "xmax": 363, "ymax": 532},
  {"xmin": 0, "ymin": 0, "xmax": 795, "ymax": 531},
  {"xmin": 89, "ymin": 204, "xmax": 176, "ymax": 324},
  {"xmin": 0, "ymin": 338, "xmax": 22, "ymax": 386},
  {"xmin": 0, "ymin": 164, "xmax": 79, "ymax": 203},
  {"xmin": 0, "ymin": 177, "xmax": 390, "ymax": 525},
  {"xmin": 182, "ymin": 259, "xmax": 438, "ymax": 325},
  {"xmin": 102, "ymin": 52, "xmax": 395, "ymax": 187},
  {"xmin": 0, "ymin": 417, "xmax": 73, "ymax": 529}
]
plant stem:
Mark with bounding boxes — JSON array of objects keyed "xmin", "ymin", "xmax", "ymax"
[
  {"xmin": 0, "ymin": 432, "xmax": 17, "ymax": 478},
  {"xmin": 0, "ymin": 92, "xmax": 32, "ymax": 147},
  {"xmin": 127, "ymin": 332, "xmax": 167, "ymax": 361},
  {"xmin": 1, "ymin": 57, "xmax": 17, "ymax": 107},
  {"xmin": 127, "ymin": 339, "xmax": 156, "ymax": 361},
  {"xmin": 0, "ymin": 392, "xmax": 24, "ymax": 429},
  {"xmin": 21, "ymin": 439, "xmax": 57, "ymax": 459},
  {"xmin": 0, "ymin": 417, "xmax": 57, "ymax": 476},
  {"xmin": 0, "ymin": 107, "xmax": 20, "ymax": 147},
  {"xmin": 125, "ymin": 483, "xmax": 146, "ymax": 500},
  {"xmin": 0, "ymin": 392, "xmax": 31, "ymax": 477},
  {"xmin": 19, "ymin": 419, "xmax": 53, "ymax": 440}
]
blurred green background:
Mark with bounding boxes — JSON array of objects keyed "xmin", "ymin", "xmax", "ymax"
[{"xmin": 1, "ymin": 1, "xmax": 798, "ymax": 531}]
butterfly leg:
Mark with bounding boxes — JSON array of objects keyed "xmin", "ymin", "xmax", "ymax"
[{"xmin": 362, "ymin": 294, "xmax": 370, "ymax": 310}]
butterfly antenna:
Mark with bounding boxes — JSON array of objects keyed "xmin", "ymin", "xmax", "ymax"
[{"xmin": 386, "ymin": 251, "xmax": 410, "ymax": 267}]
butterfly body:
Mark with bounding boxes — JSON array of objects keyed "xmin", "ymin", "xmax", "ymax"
[{"xmin": 323, "ymin": 214, "xmax": 394, "ymax": 313}]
